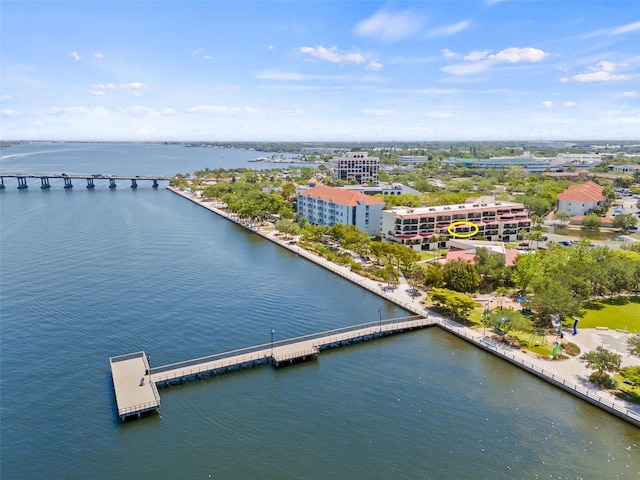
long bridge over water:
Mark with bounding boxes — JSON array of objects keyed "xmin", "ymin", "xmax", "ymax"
[
  {"xmin": 110, "ymin": 315, "xmax": 435, "ymax": 422},
  {"xmin": 0, "ymin": 173, "xmax": 170, "ymax": 190}
]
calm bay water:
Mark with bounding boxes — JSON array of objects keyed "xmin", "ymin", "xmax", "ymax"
[{"xmin": 1, "ymin": 143, "xmax": 638, "ymax": 479}]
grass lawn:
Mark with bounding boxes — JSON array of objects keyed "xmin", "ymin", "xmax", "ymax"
[{"xmin": 572, "ymin": 296, "xmax": 640, "ymax": 332}]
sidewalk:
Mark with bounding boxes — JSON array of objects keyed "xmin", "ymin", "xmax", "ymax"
[{"xmin": 171, "ymin": 187, "xmax": 640, "ymax": 425}]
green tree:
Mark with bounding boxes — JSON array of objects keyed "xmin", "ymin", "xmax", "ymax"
[
  {"xmin": 429, "ymin": 288, "xmax": 478, "ymax": 319},
  {"xmin": 613, "ymin": 213, "xmax": 637, "ymax": 232},
  {"xmin": 581, "ymin": 213, "xmax": 602, "ymax": 230},
  {"xmin": 486, "ymin": 308, "xmax": 532, "ymax": 338},
  {"xmin": 579, "ymin": 346, "xmax": 621, "ymax": 382},
  {"xmin": 442, "ymin": 259, "xmax": 481, "ymax": 293},
  {"xmin": 554, "ymin": 209, "xmax": 571, "ymax": 226},
  {"xmin": 511, "ymin": 252, "xmax": 543, "ymax": 293},
  {"xmin": 628, "ymin": 336, "xmax": 640, "ymax": 357},
  {"xmin": 530, "ymin": 278, "xmax": 582, "ymax": 325}
]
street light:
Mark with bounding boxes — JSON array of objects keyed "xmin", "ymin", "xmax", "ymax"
[
  {"xmin": 377, "ymin": 307, "xmax": 382, "ymax": 333},
  {"xmin": 269, "ymin": 329, "xmax": 275, "ymax": 357}
]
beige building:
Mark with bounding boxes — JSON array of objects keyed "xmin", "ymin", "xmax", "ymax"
[
  {"xmin": 330, "ymin": 152, "xmax": 380, "ymax": 185},
  {"xmin": 382, "ymin": 201, "xmax": 531, "ymax": 251}
]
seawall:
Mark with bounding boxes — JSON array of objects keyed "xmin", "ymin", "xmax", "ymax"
[{"xmin": 167, "ymin": 186, "xmax": 640, "ymax": 428}]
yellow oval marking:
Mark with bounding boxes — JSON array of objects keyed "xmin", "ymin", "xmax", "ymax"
[{"xmin": 447, "ymin": 221, "xmax": 479, "ymax": 238}]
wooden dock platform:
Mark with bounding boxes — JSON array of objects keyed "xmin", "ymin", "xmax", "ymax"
[
  {"xmin": 109, "ymin": 352, "xmax": 160, "ymax": 422},
  {"xmin": 110, "ymin": 316, "xmax": 434, "ymax": 421}
]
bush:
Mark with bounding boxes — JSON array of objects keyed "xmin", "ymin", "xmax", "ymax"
[{"xmin": 562, "ymin": 342, "xmax": 580, "ymax": 356}]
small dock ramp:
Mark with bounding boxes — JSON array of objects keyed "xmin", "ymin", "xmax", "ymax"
[{"xmin": 110, "ymin": 352, "xmax": 160, "ymax": 421}]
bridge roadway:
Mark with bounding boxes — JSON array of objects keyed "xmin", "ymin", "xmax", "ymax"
[
  {"xmin": 111, "ymin": 315, "xmax": 434, "ymax": 421},
  {"xmin": 0, "ymin": 172, "xmax": 170, "ymax": 190}
]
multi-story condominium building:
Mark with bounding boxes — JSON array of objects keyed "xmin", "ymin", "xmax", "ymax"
[
  {"xmin": 330, "ymin": 152, "xmax": 380, "ymax": 184},
  {"xmin": 381, "ymin": 201, "xmax": 531, "ymax": 251},
  {"xmin": 297, "ymin": 185, "xmax": 384, "ymax": 236}
]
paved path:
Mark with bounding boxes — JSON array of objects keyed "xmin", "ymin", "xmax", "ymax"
[{"xmin": 170, "ymin": 187, "xmax": 640, "ymax": 423}]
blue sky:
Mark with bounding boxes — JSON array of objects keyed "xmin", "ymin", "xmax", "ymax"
[{"xmin": 1, "ymin": 1, "xmax": 639, "ymax": 141}]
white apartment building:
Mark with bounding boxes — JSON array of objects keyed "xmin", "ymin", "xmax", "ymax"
[
  {"xmin": 382, "ymin": 201, "xmax": 531, "ymax": 251},
  {"xmin": 297, "ymin": 185, "xmax": 385, "ymax": 236},
  {"xmin": 330, "ymin": 152, "xmax": 380, "ymax": 184}
]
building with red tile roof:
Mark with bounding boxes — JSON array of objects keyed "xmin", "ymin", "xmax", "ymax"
[
  {"xmin": 297, "ymin": 185, "xmax": 385, "ymax": 235},
  {"xmin": 556, "ymin": 181, "xmax": 606, "ymax": 216}
]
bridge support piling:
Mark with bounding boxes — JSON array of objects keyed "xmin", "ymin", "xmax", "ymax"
[
  {"xmin": 40, "ymin": 177, "xmax": 51, "ymax": 189},
  {"xmin": 86, "ymin": 178, "xmax": 95, "ymax": 189},
  {"xmin": 63, "ymin": 177, "xmax": 73, "ymax": 189},
  {"xmin": 152, "ymin": 179, "xmax": 158, "ymax": 188},
  {"xmin": 109, "ymin": 179, "xmax": 117, "ymax": 189},
  {"xmin": 131, "ymin": 179, "xmax": 138, "ymax": 189},
  {"xmin": 0, "ymin": 177, "xmax": 4, "ymax": 189},
  {"xmin": 17, "ymin": 177, "xmax": 28, "ymax": 189}
]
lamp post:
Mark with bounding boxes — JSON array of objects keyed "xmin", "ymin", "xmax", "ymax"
[
  {"xmin": 269, "ymin": 329, "xmax": 275, "ymax": 357},
  {"xmin": 377, "ymin": 307, "xmax": 382, "ymax": 333}
]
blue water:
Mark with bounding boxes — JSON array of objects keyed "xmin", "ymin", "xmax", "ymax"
[{"xmin": 1, "ymin": 143, "xmax": 639, "ymax": 479}]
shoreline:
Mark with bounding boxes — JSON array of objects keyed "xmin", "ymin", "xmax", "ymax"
[{"xmin": 167, "ymin": 186, "xmax": 640, "ymax": 427}]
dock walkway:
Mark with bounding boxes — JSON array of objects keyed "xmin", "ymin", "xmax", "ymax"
[{"xmin": 111, "ymin": 316, "xmax": 434, "ymax": 421}]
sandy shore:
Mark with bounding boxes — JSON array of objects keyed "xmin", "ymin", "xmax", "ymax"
[{"xmin": 169, "ymin": 187, "xmax": 640, "ymax": 425}]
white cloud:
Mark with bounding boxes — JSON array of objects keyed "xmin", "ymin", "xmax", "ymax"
[
  {"xmin": 278, "ymin": 109, "xmax": 303, "ymax": 116},
  {"xmin": 615, "ymin": 91, "xmax": 638, "ymax": 99},
  {"xmin": 441, "ymin": 49, "xmax": 460, "ymax": 59},
  {"xmin": 367, "ymin": 60, "xmax": 383, "ymax": 71},
  {"xmin": 70, "ymin": 51, "xmax": 80, "ymax": 61},
  {"xmin": 572, "ymin": 61, "xmax": 630, "ymax": 83},
  {"xmin": 49, "ymin": 106, "xmax": 110, "ymax": 116},
  {"xmin": 489, "ymin": 47, "xmax": 547, "ymax": 63},
  {"xmin": 359, "ymin": 108, "xmax": 395, "ymax": 116},
  {"xmin": 442, "ymin": 47, "xmax": 548, "ymax": 76},
  {"xmin": 1, "ymin": 109, "xmax": 19, "ymax": 117},
  {"xmin": 121, "ymin": 106, "xmax": 159, "ymax": 117},
  {"xmin": 186, "ymin": 105, "xmax": 258, "ymax": 115},
  {"xmin": 90, "ymin": 82, "xmax": 150, "ymax": 96},
  {"xmin": 353, "ymin": 10, "xmax": 423, "ymax": 42},
  {"xmin": 542, "ymin": 100, "xmax": 554, "ymax": 107},
  {"xmin": 256, "ymin": 70, "xmax": 306, "ymax": 81},
  {"xmin": 464, "ymin": 50, "xmax": 489, "ymax": 61},
  {"xmin": 299, "ymin": 46, "xmax": 365, "ymax": 65},
  {"xmin": 94, "ymin": 52, "xmax": 103, "ymax": 59},
  {"xmin": 441, "ymin": 60, "xmax": 492, "ymax": 76},
  {"xmin": 563, "ymin": 101, "xmax": 576, "ymax": 107},
  {"xmin": 161, "ymin": 108, "xmax": 178, "ymax": 116},
  {"xmin": 427, "ymin": 20, "xmax": 471, "ymax": 38},
  {"xmin": 586, "ymin": 20, "xmax": 640, "ymax": 37},
  {"xmin": 0, "ymin": 94, "xmax": 17, "ymax": 103},
  {"xmin": 427, "ymin": 111, "xmax": 453, "ymax": 119}
]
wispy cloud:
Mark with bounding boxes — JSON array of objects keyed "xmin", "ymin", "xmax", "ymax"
[
  {"xmin": 440, "ymin": 49, "xmax": 460, "ymax": 59},
  {"xmin": 427, "ymin": 20, "xmax": 471, "ymax": 38},
  {"xmin": 353, "ymin": 9, "xmax": 424, "ymax": 42},
  {"xmin": 442, "ymin": 47, "xmax": 548, "ymax": 76},
  {"xmin": 70, "ymin": 51, "xmax": 80, "ymax": 61},
  {"xmin": 359, "ymin": 108, "xmax": 395, "ymax": 116},
  {"xmin": 186, "ymin": 105, "xmax": 258, "ymax": 115},
  {"xmin": 90, "ymin": 82, "xmax": 150, "ymax": 96},
  {"xmin": 93, "ymin": 52, "xmax": 103, "ymax": 59},
  {"xmin": 570, "ymin": 61, "xmax": 630, "ymax": 83},
  {"xmin": 299, "ymin": 46, "xmax": 365, "ymax": 65},
  {"xmin": 1, "ymin": 109, "xmax": 19, "ymax": 117},
  {"xmin": 366, "ymin": 60, "xmax": 383, "ymax": 71},
  {"xmin": 585, "ymin": 20, "xmax": 640, "ymax": 38}
]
